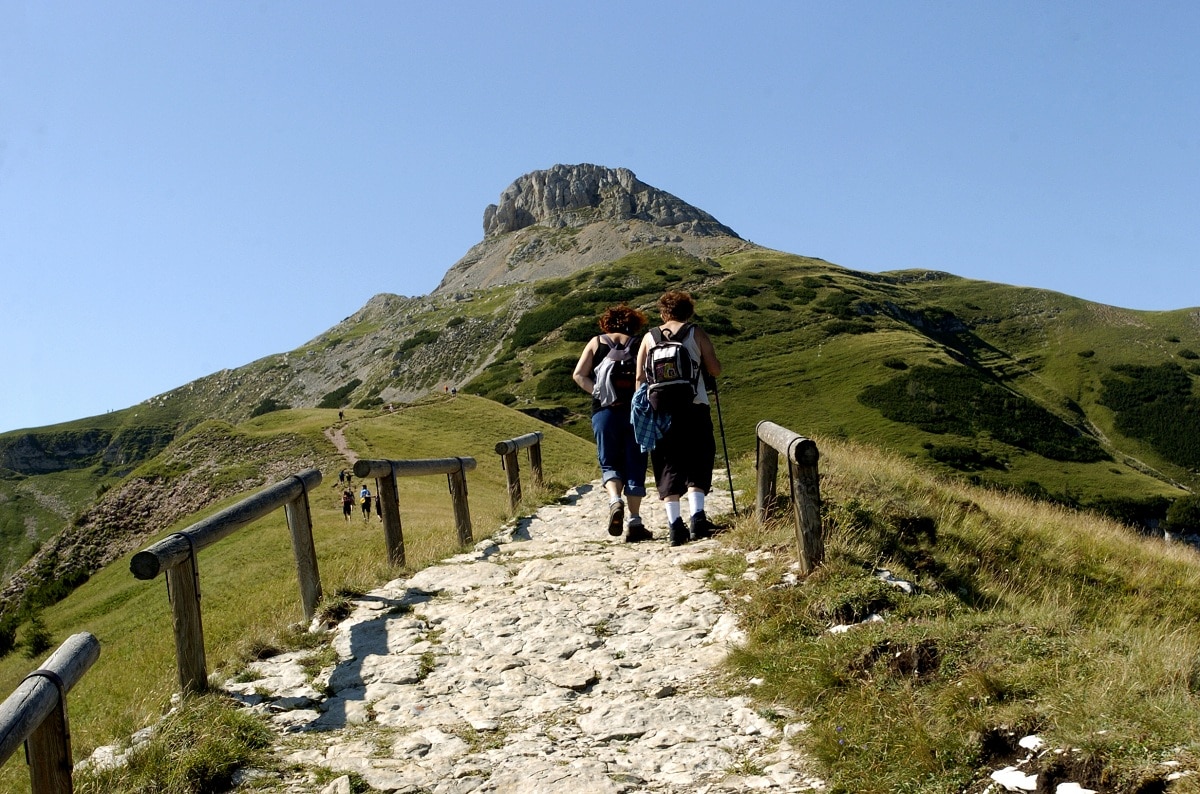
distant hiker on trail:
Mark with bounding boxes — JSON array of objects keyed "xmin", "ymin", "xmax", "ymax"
[
  {"xmin": 375, "ymin": 485, "xmax": 383, "ymax": 520},
  {"xmin": 359, "ymin": 485, "xmax": 372, "ymax": 520},
  {"xmin": 339, "ymin": 410, "xmax": 344, "ymax": 421},
  {"xmin": 341, "ymin": 488, "xmax": 354, "ymax": 522},
  {"xmin": 338, "ymin": 469, "xmax": 345, "ymax": 484},
  {"xmin": 573, "ymin": 303, "xmax": 651, "ymax": 542},
  {"xmin": 635, "ymin": 290, "xmax": 722, "ymax": 547}
]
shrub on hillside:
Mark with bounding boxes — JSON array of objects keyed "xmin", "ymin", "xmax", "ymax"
[
  {"xmin": 1166, "ymin": 494, "xmax": 1200, "ymax": 534},
  {"xmin": 249, "ymin": 397, "xmax": 289, "ymax": 417},
  {"xmin": 318, "ymin": 379, "xmax": 362, "ymax": 409}
]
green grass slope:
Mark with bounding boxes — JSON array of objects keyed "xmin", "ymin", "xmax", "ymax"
[
  {"xmin": 0, "ymin": 395, "xmax": 595, "ymax": 792},
  {"xmin": 713, "ymin": 435, "xmax": 1200, "ymax": 793},
  {"xmin": 464, "ymin": 248, "xmax": 1193, "ymax": 523}
]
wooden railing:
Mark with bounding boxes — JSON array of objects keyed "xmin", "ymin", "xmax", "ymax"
[
  {"xmin": 494, "ymin": 431, "xmax": 544, "ymax": 512},
  {"xmin": 756, "ymin": 421, "xmax": 823, "ymax": 574},
  {"xmin": 353, "ymin": 456, "xmax": 478, "ymax": 566},
  {"xmin": 0, "ymin": 632, "xmax": 101, "ymax": 793},
  {"xmin": 129, "ymin": 469, "xmax": 323, "ymax": 695}
]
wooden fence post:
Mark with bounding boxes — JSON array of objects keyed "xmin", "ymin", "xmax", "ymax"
[
  {"xmin": 283, "ymin": 477, "xmax": 322, "ymax": 622},
  {"xmin": 448, "ymin": 459, "xmax": 473, "ymax": 545},
  {"xmin": 502, "ymin": 451, "xmax": 521, "ymax": 512},
  {"xmin": 378, "ymin": 463, "xmax": 405, "ymax": 567},
  {"xmin": 495, "ymin": 432, "xmax": 543, "ymax": 512},
  {"xmin": 756, "ymin": 437, "xmax": 780, "ymax": 522},
  {"xmin": 756, "ymin": 421, "xmax": 823, "ymax": 574},
  {"xmin": 528, "ymin": 440, "xmax": 544, "ymax": 488},
  {"xmin": 0, "ymin": 632, "xmax": 102, "ymax": 794},
  {"xmin": 165, "ymin": 545, "xmax": 207, "ymax": 695}
]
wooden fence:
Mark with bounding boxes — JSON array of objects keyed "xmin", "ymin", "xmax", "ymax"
[
  {"xmin": 0, "ymin": 632, "xmax": 101, "ymax": 793},
  {"xmin": 494, "ymin": 431, "xmax": 544, "ymax": 512},
  {"xmin": 129, "ymin": 469, "xmax": 323, "ymax": 695},
  {"xmin": 756, "ymin": 420, "xmax": 823, "ymax": 574},
  {"xmin": 353, "ymin": 456, "xmax": 478, "ymax": 567}
]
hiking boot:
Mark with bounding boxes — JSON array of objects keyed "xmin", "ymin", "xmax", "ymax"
[
  {"xmin": 607, "ymin": 499, "xmax": 625, "ymax": 537},
  {"xmin": 689, "ymin": 510, "xmax": 717, "ymax": 540},
  {"xmin": 669, "ymin": 517, "xmax": 690, "ymax": 547},
  {"xmin": 625, "ymin": 517, "xmax": 653, "ymax": 543}
]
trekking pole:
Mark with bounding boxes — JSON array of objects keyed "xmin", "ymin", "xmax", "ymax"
[{"xmin": 709, "ymin": 376, "xmax": 737, "ymax": 515}]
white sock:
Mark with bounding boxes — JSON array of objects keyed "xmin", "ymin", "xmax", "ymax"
[
  {"xmin": 665, "ymin": 501, "xmax": 682, "ymax": 523},
  {"xmin": 688, "ymin": 491, "xmax": 706, "ymax": 516}
]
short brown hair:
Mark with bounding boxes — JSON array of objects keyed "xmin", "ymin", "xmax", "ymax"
[
  {"xmin": 599, "ymin": 304, "xmax": 647, "ymax": 335},
  {"xmin": 657, "ymin": 290, "xmax": 695, "ymax": 322}
]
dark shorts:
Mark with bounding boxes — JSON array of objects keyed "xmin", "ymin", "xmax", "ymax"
[{"xmin": 650, "ymin": 403, "xmax": 715, "ymax": 498}]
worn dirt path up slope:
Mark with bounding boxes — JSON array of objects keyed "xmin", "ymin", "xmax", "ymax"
[{"xmin": 230, "ymin": 478, "xmax": 825, "ymax": 793}]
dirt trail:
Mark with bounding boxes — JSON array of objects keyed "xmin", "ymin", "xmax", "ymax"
[{"xmin": 323, "ymin": 425, "xmax": 358, "ymax": 466}]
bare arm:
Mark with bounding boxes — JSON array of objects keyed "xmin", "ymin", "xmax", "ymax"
[
  {"xmin": 694, "ymin": 326, "xmax": 722, "ymax": 379},
  {"xmin": 634, "ymin": 334, "xmax": 652, "ymax": 390},
  {"xmin": 572, "ymin": 337, "xmax": 601, "ymax": 394}
]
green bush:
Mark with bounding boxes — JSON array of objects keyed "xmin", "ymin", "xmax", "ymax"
[
  {"xmin": 1166, "ymin": 494, "xmax": 1200, "ymax": 534},
  {"xmin": 318, "ymin": 379, "xmax": 362, "ymax": 409},
  {"xmin": 249, "ymin": 397, "xmax": 289, "ymax": 417}
]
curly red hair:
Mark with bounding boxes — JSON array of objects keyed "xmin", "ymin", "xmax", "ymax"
[{"xmin": 599, "ymin": 304, "xmax": 647, "ymax": 335}]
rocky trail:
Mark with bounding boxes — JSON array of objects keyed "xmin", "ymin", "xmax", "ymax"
[{"xmin": 226, "ymin": 478, "xmax": 825, "ymax": 793}]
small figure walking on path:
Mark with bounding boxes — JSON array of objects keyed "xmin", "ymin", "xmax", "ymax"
[
  {"xmin": 339, "ymin": 409, "xmax": 345, "ymax": 421},
  {"xmin": 341, "ymin": 488, "xmax": 354, "ymax": 523},
  {"xmin": 338, "ymin": 469, "xmax": 345, "ymax": 484},
  {"xmin": 573, "ymin": 303, "xmax": 651, "ymax": 542},
  {"xmin": 359, "ymin": 485, "xmax": 372, "ymax": 520}
]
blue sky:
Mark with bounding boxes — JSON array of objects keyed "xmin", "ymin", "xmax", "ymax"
[{"xmin": 2, "ymin": 1, "xmax": 1197, "ymax": 433}]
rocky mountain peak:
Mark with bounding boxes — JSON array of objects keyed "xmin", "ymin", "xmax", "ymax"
[
  {"xmin": 481, "ymin": 164, "xmax": 739, "ymax": 239},
  {"xmin": 436, "ymin": 164, "xmax": 749, "ymax": 293}
]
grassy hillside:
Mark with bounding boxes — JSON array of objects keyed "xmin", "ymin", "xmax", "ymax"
[
  {"xmin": 0, "ymin": 396, "xmax": 596, "ymax": 792},
  {"xmin": 712, "ymin": 435, "xmax": 1200, "ymax": 793},
  {"xmin": 463, "ymin": 248, "xmax": 1193, "ymax": 522}
]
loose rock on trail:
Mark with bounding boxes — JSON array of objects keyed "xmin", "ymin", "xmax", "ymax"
[{"xmin": 227, "ymin": 478, "xmax": 825, "ymax": 793}]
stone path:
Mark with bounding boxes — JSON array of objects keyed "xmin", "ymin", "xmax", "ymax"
[{"xmin": 227, "ymin": 478, "xmax": 825, "ymax": 793}]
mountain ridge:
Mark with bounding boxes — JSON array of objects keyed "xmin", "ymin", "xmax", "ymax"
[{"xmin": 2, "ymin": 163, "xmax": 1198, "ymax": 620}]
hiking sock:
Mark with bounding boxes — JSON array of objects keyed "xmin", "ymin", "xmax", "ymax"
[
  {"xmin": 665, "ymin": 500, "xmax": 682, "ymax": 525},
  {"xmin": 687, "ymin": 491, "xmax": 706, "ymax": 516}
]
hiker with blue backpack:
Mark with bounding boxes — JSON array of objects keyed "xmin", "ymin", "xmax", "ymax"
[
  {"xmin": 634, "ymin": 290, "xmax": 723, "ymax": 547},
  {"xmin": 572, "ymin": 304, "xmax": 653, "ymax": 542}
]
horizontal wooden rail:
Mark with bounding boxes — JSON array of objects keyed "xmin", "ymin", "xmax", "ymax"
[
  {"xmin": 353, "ymin": 457, "xmax": 478, "ymax": 565},
  {"xmin": 354, "ymin": 457, "xmax": 477, "ymax": 479},
  {"xmin": 0, "ymin": 632, "xmax": 101, "ymax": 792},
  {"xmin": 756, "ymin": 421, "xmax": 823, "ymax": 574},
  {"xmin": 130, "ymin": 469, "xmax": 323, "ymax": 695},
  {"xmin": 495, "ymin": 432, "xmax": 544, "ymax": 512},
  {"xmin": 494, "ymin": 431, "xmax": 543, "ymax": 456},
  {"xmin": 130, "ymin": 468, "xmax": 322, "ymax": 580}
]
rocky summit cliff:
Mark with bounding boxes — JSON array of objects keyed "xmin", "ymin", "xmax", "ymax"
[{"xmin": 435, "ymin": 164, "xmax": 750, "ymax": 293}]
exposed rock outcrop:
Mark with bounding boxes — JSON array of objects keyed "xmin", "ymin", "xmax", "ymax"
[
  {"xmin": 436, "ymin": 164, "xmax": 750, "ymax": 293},
  {"xmin": 481, "ymin": 164, "xmax": 739, "ymax": 238}
]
